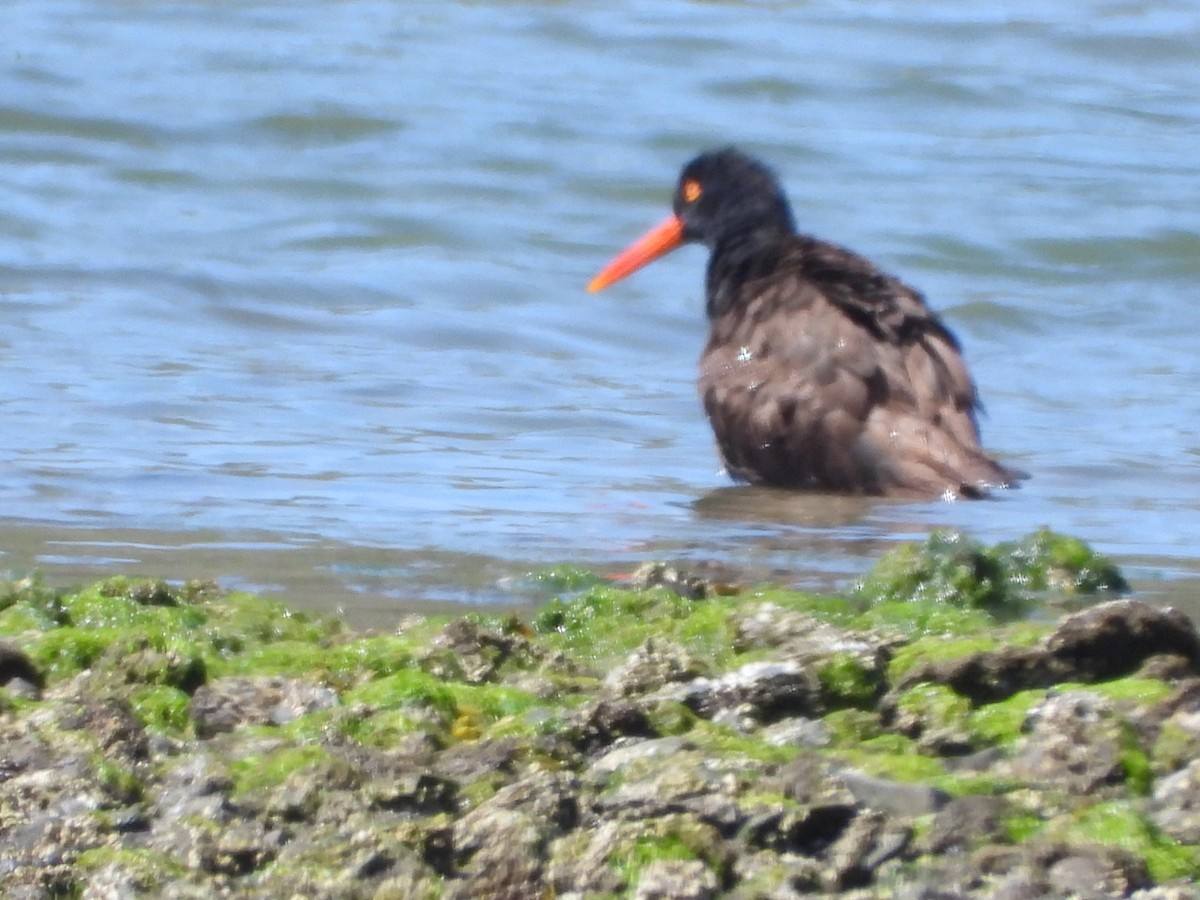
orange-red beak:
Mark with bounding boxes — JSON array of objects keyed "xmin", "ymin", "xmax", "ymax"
[{"xmin": 587, "ymin": 215, "xmax": 686, "ymax": 293}]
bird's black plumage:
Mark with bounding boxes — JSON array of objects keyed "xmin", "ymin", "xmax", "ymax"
[{"xmin": 591, "ymin": 147, "xmax": 1024, "ymax": 499}]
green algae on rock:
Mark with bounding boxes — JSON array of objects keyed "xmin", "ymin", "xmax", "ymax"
[
  {"xmin": 854, "ymin": 527, "xmax": 1129, "ymax": 618},
  {"xmin": 1, "ymin": 531, "xmax": 1199, "ymax": 898}
]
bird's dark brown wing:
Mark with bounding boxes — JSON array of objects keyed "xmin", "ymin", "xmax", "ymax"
[{"xmin": 698, "ymin": 237, "xmax": 1018, "ymax": 497}]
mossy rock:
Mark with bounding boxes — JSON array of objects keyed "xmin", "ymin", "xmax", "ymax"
[
  {"xmin": 533, "ymin": 584, "xmax": 736, "ymax": 670},
  {"xmin": 856, "ymin": 530, "xmax": 1011, "ymax": 611},
  {"xmin": 856, "ymin": 528, "xmax": 1128, "ymax": 617},
  {"xmin": 1043, "ymin": 800, "xmax": 1200, "ymax": 882},
  {"xmin": 995, "ymin": 528, "xmax": 1130, "ymax": 595}
]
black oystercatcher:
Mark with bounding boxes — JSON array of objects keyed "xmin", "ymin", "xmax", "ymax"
[{"xmin": 588, "ymin": 148, "xmax": 1024, "ymax": 499}]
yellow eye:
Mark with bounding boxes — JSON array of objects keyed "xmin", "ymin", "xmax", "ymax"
[{"xmin": 682, "ymin": 179, "xmax": 702, "ymax": 203}]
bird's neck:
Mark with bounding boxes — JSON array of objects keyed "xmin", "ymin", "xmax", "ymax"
[{"xmin": 704, "ymin": 225, "xmax": 790, "ymax": 320}]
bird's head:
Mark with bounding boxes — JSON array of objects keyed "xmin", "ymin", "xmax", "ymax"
[{"xmin": 588, "ymin": 147, "xmax": 795, "ymax": 292}]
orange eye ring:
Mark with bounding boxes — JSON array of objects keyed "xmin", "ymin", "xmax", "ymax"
[{"xmin": 682, "ymin": 179, "xmax": 702, "ymax": 203}]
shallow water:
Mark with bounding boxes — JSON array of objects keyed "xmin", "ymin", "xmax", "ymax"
[{"xmin": 3, "ymin": 1, "xmax": 1199, "ymax": 625}]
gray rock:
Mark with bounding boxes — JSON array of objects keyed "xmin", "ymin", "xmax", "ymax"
[
  {"xmin": 430, "ymin": 616, "xmax": 542, "ymax": 684},
  {"xmin": 1046, "ymin": 600, "xmax": 1200, "ymax": 681},
  {"xmin": 1149, "ymin": 758, "xmax": 1200, "ymax": 843},
  {"xmin": 634, "ymin": 858, "xmax": 720, "ymax": 899},
  {"xmin": 625, "ymin": 563, "xmax": 710, "ymax": 599},
  {"xmin": 1043, "ymin": 844, "xmax": 1151, "ymax": 898},
  {"xmin": 838, "ymin": 769, "xmax": 951, "ymax": 817},
  {"xmin": 569, "ymin": 697, "xmax": 657, "ymax": 752},
  {"xmin": 606, "ymin": 638, "xmax": 708, "ymax": 697},
  {"xmin": 545, "ymin": 821, "xmax": 629, "ymax": 896},
  {"xmin": 188, "ymin": 675, "xmax": 339, "ymax": 738},
  {"xmin": 925, "ymin": 794, "xmax": 1011, "ymax": 853},
  {"xmin": 1130, "ymin": 886, "xmax": 1200, "ymax": 900},
  {"xmin": 662, "ymin": 660, "xmax": 822, "ymax": 725},
  {"xmin": 588, "ymin": 736, "xmax": 692, "ymax": 779},
  {"xmin": 729, "ymin": 849, "xmax": 822, "ymax": 898},
  {"xmin": 760, "ymin": 716, "xmax": 830, "ymax": 748},
  {"xmin": 591, "ymin": 753, "xmax": 742, "ymax": 834},
  {"xmin": 823, "ymin": 809, "xmax": 910, "ymax": 890},
  {"xmin": 448, "ymin": 808, "xmax": 544, "ymax": 900},
  {"xmin": 1007, "ymin": 691, "xmax": 1127, "ymax": 793}
]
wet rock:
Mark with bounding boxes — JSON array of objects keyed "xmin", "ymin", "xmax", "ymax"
[
  {"xmin": 1148, "ymin": 758, "xmax": 1200, "ymax": 843},
  {"xmin": 731, "ymin": 603, "xmax": 891, "ymax": 710},
  {"xmin": 960, "ymin": 842, "xmax": 1155, "ymax": 900},
  {"xmin": 1046, "ymin": 601, "xmax": 1200, "ymax": 682},
  {"xmin": 370, "ymin": 863, "xmax": 447, "ymax": 900},
  {"xmin": 925, "ymin": 794, "xmax": 1012, "ymax": 853},
  {"xmin": 545, "ymin": 820, "xmax": 630, "ymax": 896},
  {"xmin": 730, "ymin": 603, "xmax": 832, "ymax": 653},
  {"xmin": 1135, "ymin": 654, "xmax": 1197, "ymax": 682},
  {"xmin": 431, "ymin": 735, "xmax": 520, "ymax": 782},
  {"xmin": 824, "ymin": 809, "xmax": 910, "ymax": 890},
  {"xmin": 2, "ymin": 539, "xmax": 1196, "ymax": 899},
  {"xmin": 893, "ymin": 885, "xmax": 974, "ymax": 900},
  {"xmin": 884, "ymin": 681, "xmax": 975, "ymax": 753},
  {"xmin": 731, "ymin": 603, "xmax": 893, "ymax": 670},
  {"xmin": 1150, "ymin": 705, "xmax": 1200, "ymax": 776},
  {"xmin": 633, "ymin": 858, "xmax": 721, "ymax": 899},
  {"xmin": 4, "ymin": 797, "xmax": 107, "ymax": 878},
  {"xmin": 152, "ymin": 753, "xmax": 234, "ymax": 826},
  {"xmin": 729, "ymin": 849, "xmax": 823, "ymax": 898},
  {"xmin": 838, "ymin": 770, "xmax": 950, "ymax": 817},
  {"xmin": 0, "ymin": 730, "xmax": 54, "ymax": 780},
  {"xmin": 942, "ymin": 745, "xmax": 1007, "ymax": 774},
  {"xmin": 569, "ymin": 697, "xmax": 657, "ymax": 752},
  {"xmin": 106, "ymin": 578, "xmax": 178, "ymax": 607},
  {"xmin": 449, "ymin": 808, "xmax": 544, "ymax": 899},
  {"xmin": 625, "ymin": 562, "xmax": 711, "ymax": 599},
  {"xmin": 430, "ymin": 616, "xmax": 539, "ymax": 684},
  {"xmin": 471, "ymin": 769, "xmax": 579, "ymax": 833},
  {"xmin": 759, "ymin": 716, "xmax": 830, "ymax": 748},
  {"xmin": 895, "ymin": 643, "xmax": 1053, "ymax": 705},
  {"xmin": 259, "ymin": 821, "xmax": 440, "ymax": 898},
  {"xmin": 57, "ymin": 693, "xmax": 150, "ymax": 763},
  {"xmin": 445, "ymin": 770, "xmax": 580, "ymax": 898},
  {"xmin": 104, "ymin": 641, "xmax": 207, "ymax": 692},
  {"xmin": 77, "ymin": 859, "xmax": 143, "ymax": 900},
  {"xmin": 663, "ymin": 660, "xmax": 822, "ymax": 726},
  {"xmin": 365, "ymin": 770, "xmax": 457, "ymax": 816},
  {"xmin": 151, "ymin": 813, "xmax": 282, "ymax": 878},
  {"xmin": 590, "ymin": 751, "xmax": 742, "ymax": 834},
  {"xmin": 898, "ymin": 601, "xmax": 1200, "ymax": 704},
  {"xmin": 587, "ymin": 735, "xmax": 692, "ymax": 780},
  {"xmin": 1135, "ymin": 678, "xmax": 1200, "ymax": 768},
  {"xmin": 738, "ymin": 804, "xmax": 856, "ymax": 858},
  {"xmin": 1007, "ymin": 691, "xmax": 1127, "ymax": 793},
  {"xmin": 205, "ymin": 820, "xmax": 281, "ymax": 876},
  {"xmin": 1039, "ymin": 843, "xmax": 1152, "ymax": 898},
  {"xmin": 6, "ymin": 886, "xmax": 55, "ymax": 900},
  {"xmin": 767, "ymin": 753, "xmax": 857, "ymax": 810},
  {"xmin": 1130, "ymin": 887, "xmax": 1200, "ymax": 900},
  {"xmin": 188, "ymin": 675, "xmax": 339, "ymax": 738},
  {"xmin": 606, "ymin": 638, "xmax": 708, "ymax": 697}
]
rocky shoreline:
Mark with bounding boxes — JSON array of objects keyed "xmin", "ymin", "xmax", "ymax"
[{"xmin": 2, "ymin": 528, "xmax": 1199, "ymax": 898}]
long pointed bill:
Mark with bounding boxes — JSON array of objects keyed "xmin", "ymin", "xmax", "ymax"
[{"xmin": 587, "ymin": 215, "xmax": 686, "ymax": 293}]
